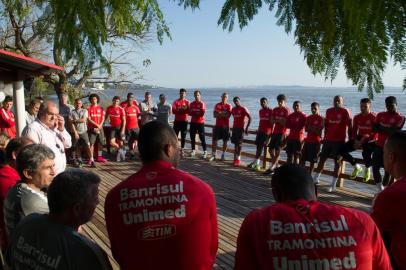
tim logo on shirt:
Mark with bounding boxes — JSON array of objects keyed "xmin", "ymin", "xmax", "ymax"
[{"xmin": 138, "ymin": 224, "xmax": 176, "ymax": 240}]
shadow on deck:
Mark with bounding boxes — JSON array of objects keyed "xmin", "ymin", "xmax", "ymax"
[{"xmin": 82, "ymin": 156, "xmax": 373, "ymax": 270}]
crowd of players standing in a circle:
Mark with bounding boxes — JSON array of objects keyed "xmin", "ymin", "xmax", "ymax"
[{"xmin": 0, "ymin": 88, "xmax": 404, "ymax": 269}]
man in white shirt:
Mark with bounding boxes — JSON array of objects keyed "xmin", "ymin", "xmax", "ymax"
[{"xmin": 22, "ymin": 101, "xmax": 72, "ymax": 175}]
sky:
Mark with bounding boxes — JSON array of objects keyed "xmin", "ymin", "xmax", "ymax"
[{"xmin": 134, "ymin": 1, "xmax": 404, "ymax": 89}]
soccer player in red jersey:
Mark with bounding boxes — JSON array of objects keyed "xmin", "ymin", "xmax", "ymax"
[
  {"xmin": 372, "ymin": 131, "xmax": 406, "ymax": 269},
  {"xmin": 120, "ymin": 92, "xmax": 139, "ymax": 108},
  {"xmin": 105, "ymin": 121, "xmax": 218, "ymax": 270},
  {"xmin": 248, "ymin": 98, "xmax": 273, "ymax": 171},
  {"xmin": 372, "ymin": 96, "xmax": 405, "ymax": 190},
  {"xmin": 264, "ymin": 94, "xmax": 290, "ymax": 174},
  {"xmin": 87, "ymin": 93, "xmax": 106, "ymax": 166},
  {"xmin": 105, "ymin": 96, "xmax": 126, "ymax": 162},
  {"xmin": 285, "ymin": 101, "xmax": 306, "ymax": 164},
  {"xmin": 313, "ymin": 96, "xmax": 352, "ymax": 192},
  {"xmin": 235, "ymin": 163, "xmax": 392, "ymax": 270},
  {"xmin": 189, "ymin": 90, "xmax": 207, "ymax": 158},
  {"xmin": 231, "ymin": 97, "xmax": 251, "ymax": 167},
  {"xmin": 300, "ymin": 102, "xmax": 324, "ymax": 175},
  {"xmin": 0, "ymin": 96, "xmax": 16, "ymax": 139},
  {"xmin": 124, "ymin": 100, "xmax": 141, "ymax": 160},
  {"xmin": 209, "ymin": 92, "xmax": 232, "ymax": 161},
  {"xmin": 172, "ymin": 88, "xmax": 190, "ymax": 156},
  {"xmin": 339, "ymin": 98, "xmax": 376, "ymax": 182}
]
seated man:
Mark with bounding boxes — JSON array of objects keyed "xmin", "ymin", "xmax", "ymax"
[
  {"xmin": 235, "ymin": 164, "xmax": 391, "ymax": 270},
  {"xmin": 3, "ymin": 144, "xmax": 56, "ymax": 239},
  {"xmin": 105, "ymin": 121, "xmax": 218, "ymax": 270},
  {"xmin": 6, "ymin": 169, "xmax": 112, "ymax": 270}
]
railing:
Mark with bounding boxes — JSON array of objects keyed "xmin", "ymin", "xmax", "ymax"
[{"xmin": 185, "ymin": 123, "xmax": 372, "ymax": 188}]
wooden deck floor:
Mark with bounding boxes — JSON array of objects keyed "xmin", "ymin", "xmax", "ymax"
[{"xmin": 82, "ymin": 155, "xmax": 374, "ymax": 270}]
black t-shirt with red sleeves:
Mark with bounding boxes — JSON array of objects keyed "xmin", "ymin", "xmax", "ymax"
[{"xmin": 105, "ymin": 161, "xmax": 218, "ymax": 270}]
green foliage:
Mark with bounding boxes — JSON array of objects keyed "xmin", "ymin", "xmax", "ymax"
[{"xmin": 218, "ymin": 0, "xmax": 406, "ymax": 98}]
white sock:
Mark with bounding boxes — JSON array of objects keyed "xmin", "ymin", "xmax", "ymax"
[
  {"xmin": 331, "ymin": 177, "xmax": 338, "ymax": 188},
  {"xmin": 255, "ymin": 159, "xmax": 260, "ymax": 165},
  {"xmin": 237, "ymin": 156, "xmax": 241, "ymax": 160},
  {"xmin": 355, "ymin": 164, "xmax": 362, "ymax": 170}
]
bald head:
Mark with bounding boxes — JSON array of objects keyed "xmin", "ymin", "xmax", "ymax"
[
  {"xmin": 271, "ymin": 164, "xmax": 317, "ymax": 202},
  {"xmin": 38, "ymin": 101, "xmax": 59, "ymax": 129},
  {"xmin": 384, "ymin": 131, "xmax": 406, "ymax": 178}
]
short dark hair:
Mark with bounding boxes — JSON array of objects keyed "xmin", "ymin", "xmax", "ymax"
[
  {"xmin": 179, "ymin": 88, "xmax": 187, "ymax": 93},
  {"xmin": 272, "ymin": 164, "xmax": 314, "ymax": 201},
  {"xmin": 5, "ymin": 137, "xmax": 24, "ymax": 163},
  {"xmin": 360, "ymin": 98, "xmax": 371, "ymax": 104},
  {"xmin": 194, "ymin": 90, "xmax": 201, "ymax": 95},
  {"xmin": 127, "ymin": 92, "xmax": 134, "ymax": 98},
  {"xmin": 233, "ymin": 96, "xmax": 240, "ymax": 102},
  {"xmin": 48, "ymin": 169, "xmax": 100, "ymax": 215},
  {"xmin": 277, "ymin": 94, "xmax": 286, "ymax": 102},
  {"xmin": 385, "ymin": 96, "xmax": 397, "ymax": 105},
  {"xmin": 145, "ymin": 91, "xmax": 151, "ymax": 96},
  {"xmin": 138, "ymin": 121, "xmax": 177, "ymax": 162},
  {"xmin": 260, "ymin": 97, "xmax": 267, "ymax": 103},
  {"xmin": 293, "ymin": 100, "xmax": 301, "ymax": 106},
  {"xmin": 88, "ymin": 93, "xmax": 100, "ymax": 103},
  {"xmin": 4, "ymin": 96, "xmax": 12, "ymax": 103},
  {"xmin": 16, "ymin": 144, "xmax": 55, "ymax": 179},
  {"xmin": 29, "ymin": 99, "xmax": 41, "ymax": 107},
  {"xmin": 159, "ymin": 94, "xmax": 166, "ymax": 99},
  {"xmin": 74, "ymin": 98, "xmax": 82, "ymax": 103},
  {"xmin": 112, "ymin": 96, "xmax": 120, "ymax": 101},
  {"xmin": 311, "ymin": 102, "xmax": 319, "ymax": 107}
]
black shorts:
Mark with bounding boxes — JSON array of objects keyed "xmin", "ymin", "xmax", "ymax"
[
  {"xmin": 319, "ymin": 141, "xmax": 344, "ymax": 160},
  {"xmin": 109, "ymin": 127, "xmax": 123, "ymax": 140},
  {"xmin": 268, "ymin": 134, "xmax": 284, "ymax": 150},
  {"xmin": 173, "ymin": 121, "xmax": 188, "ymax": 134},
  {"xmin": 231, "ymin": 128, "xmax": 244, "ymax": 144},
  {"xmin": 301, "ymin": 142, "xmax": 321, "ymax": 163},
  {"xmin": 255, "ymin": 132, "xmax": 270, "ymax": 146},
  {"xmin": 126, "ymin": 128, "xmax": 139, "ymax": 141},
  {"xmin": 189, "ymin": 122, "xmax": 205, "ymax": 135},
  {"xmin": 372, "ymin": 146, "xmax": 384, "ymax": 168},
  {"xmin": 213, "ymin": 126, "xmax": 230, "ymax": 141},
  {"xmin": 286, "ymin": 139, "xmax": 302, "ymax": 155},
  {"xmin": 88, "ymin": 128, "xmax": 106, "ymax": 145},
  {"xmin": 72, "ymin": 132, "xmax": 90, "ymax": 148}
]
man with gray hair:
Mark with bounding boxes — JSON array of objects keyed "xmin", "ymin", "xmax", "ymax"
[
  {"xmin": 3, "ymin": 144, "xmax": 56, "ymax": 239},
  {"xmin": 6, "ymin": 169, "xmax": 112, "ymax": 270},
  {"xmin": 22, "ymin": 101, "xmax": 72, "ymax": 174}
]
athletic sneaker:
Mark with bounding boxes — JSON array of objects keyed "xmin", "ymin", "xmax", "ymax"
[
  {"xmin": 363, "ymin": 168, "xmax": 372, "ymax": 182},
  {"xmin": 120, "ymin": 149, "xmax": 126, "ymax": 161},
  {"xmin": 233, "ymin": 159, "xmax": 241, "ymax": 167},
  {"xmin": 116, "ymin": 151, "xmax": 122, "ymax": 162},
  {"xmin": 96, "ymin": 156, "xmax": 107, "ymax": 163},
  {"xmin": 263, "ymin": 168, "xmax": 274, "ymax": 175},
  {"xmin": 252, "ymin": 163, "xmax": 261, "ymax": 171},
  {"xmin": 203, "ymin": 151, "xmax": 207, "ymax": 159},
  {"xmin": 350, "ymin": 164, "xmax": 362, "ymax": 179},
  {"xmin": 221, "ymin": 153, "xmax": 226, "ymax": 161},
  {"xmin": 208, "ymin": 156, "xmax": 216, "ymax": 162},
  {"xmin": 247, "ymin": 161, "xmax": 256, "ymax": 169},
  {"xmin": 88, "ymin": 160, "xmax": 96, "ymax": 168},
  {"xmin": 328, "ymin": 186, "xmax": 337, "ymax": 193},
  {"xmin": 190, "ymin": 150, "xmax": 196, "ymax": 158}
]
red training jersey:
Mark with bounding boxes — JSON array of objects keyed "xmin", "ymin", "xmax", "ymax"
[
  {"xmin": 120, "ymin": 100, "xmax": 139, "ymax": 108},
  {"xmin": 235, "ymin": 199, "xmax": 391, "ymax": 270},
  {"xmin": 87, "ymin": 105, "xmax": 105, "ymax": 129},
  {"xmin": 258, "ymin": 108, "xmax": 273, "ymax": 134},
  {"xmin": 352, "ymin": 112, "xmax": 377, "ymax": 142},
  {"xmin": 286, "ymin": 111, "xmax": 307, "ymax": 141},
  {"xmin": 304, "ymin": 114, "xmax": 324, "ymax": 143},
  {"xmin": 106, "ymin": 105, "xmax": 125, "ymax": 128},
  {"xmin": 172, "ymin": 99, "xmax": 190, "ymax": 122},
  {"xmin": 232, "ymin": 106, "xmax": 250, "ymax": 129},
  {"xmin": 272, "ymin": 107, "xmax": 290, "ymax": 135},
  {"xmin": 0, "ymin": 109, "xmax": 16, "ymax": 138},
  {"xmin": 189, "ymin": 101, "xmax": 206, "ymax": 124},
  {"xmin": 214, "ymin": 102, "xmax": 232, "ymax": 128},
  {"xmin": 0, "ymin": 165, "xmax": 20, "ymax": 250},
  {"xmin": 375, "ymin": 111, "xmax": 405, "ymax": 147},
  {"xmin": 124, "ymin": 105, "xmax": 140, "ymax": 130},
  {"xmin": 324, "ymin": 107, "xmax": 352, "ymax": 142},
  {"xmin": 105, "ymin": 161, "xmax": 218, "ymax": 270},
  {"xmin": 372, "ymin": 176, "xmax": 406, "ymax": 269}
]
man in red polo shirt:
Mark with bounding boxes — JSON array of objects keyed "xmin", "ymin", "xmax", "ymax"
[
  {"xmin": 372, "ymin": 96, "xmax": 405, "ymax": 190},
  {"xmin": 248, "ymin": 97, "xmax": 273, "ymax": 171},
  {"xmin": 172, "ymin": 88, "xmax": 190, "ymax": 156},
  {"xmin": 87, "ymin": 93, "xmax": 107, "ymax": 165},
  {"xmin": 209, "ymin": 92, "xmax": 232, "ymax": 162},
  {"xmin": 189, "ymin": 90, "xmax": 207, "ymax": 158},
  {"xmin": 372, "ymin": 131, "xmax": 406, "ymax": 269},
  {"xmin": 0, "ymin": 96, "xmax": 16, "ymax": 139},
  {"xmin": 285, "ymin": 101, "xmax": 306, "ymax": 164},
  {"xmin": 105, "ymin": 121, "xmax": 218, "ymax": 270},
  {"xmin": 313, "ymin": 95, "xmax": 352, "ymax": 192},
  {"xmin": 300, "ymin": 102, "xmax": 324, "ymax": 175},
  {"xmin": 339, "ymin": 98, "xmax": 376, "ymax": 182},
  {"xmin": 124, "ymin": 100, "xmax": 141, "ymax": 160},
  {"xmin": 235, "ymin": 164, "xmax": 391, "ymax": 270},
  {"xmin": 264, "ymin": 94, "xmax": 290, "ymax": 174},
  {"xmin": 120, "ymin": 92, "xmax": 139, "ymax": 108},
  {"xmin": 105, "ymin": 96, "xmax": 126, "ymax": 162},
  {"xmin": 231, "ymin": 97, "xmax": 251, "ymax": 167}
]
